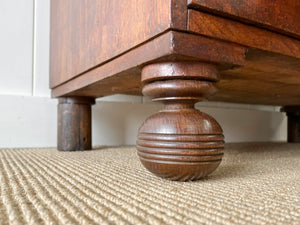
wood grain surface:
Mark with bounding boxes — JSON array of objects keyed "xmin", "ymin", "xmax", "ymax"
[
  {"xmin": 52, "ymin": 34, "xmax": 300, "ymax": 105},
  {"xmin": 188, "ymin": 10, "xmax": 300, "ymax": 59},
  {"xmin": 212, "ymin": 49, "xmax": 300, "ymax": 105},
  {"xmin": 51, "ymin": 31, "xmax": 246, "ymax": 98},
  {"xmin": 50, "ymin": 1, "xmax": 300, "ymax": 106},
  {"xmin": 137, "ymin": 62, "xmax": 224, "ymax": 181},
  {"xmin": 57, "ymin": 97, "xmax": 95, "ymax": 151},
  {"xmin": 50, "ymin": 0, "xmax": 187, "ymax": 88},
  {"xmin": 188, "ymin": 0, "xmax": 300, "ymax": 38}
]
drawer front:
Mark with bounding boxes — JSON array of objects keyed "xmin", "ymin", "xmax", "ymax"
[
  {"xmin": 188, "ymin": 9, "xmax": 300, "ymax": 59},
  {"xmin": 188, "ymin": 0, "xmax": 300, "ymax": 39}
]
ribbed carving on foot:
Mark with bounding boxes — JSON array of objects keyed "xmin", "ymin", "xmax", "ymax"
[{"xmin": 137, "ymin": 133, "xmax": 224, "ymax": 181}]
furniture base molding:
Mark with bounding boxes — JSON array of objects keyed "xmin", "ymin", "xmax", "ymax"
[
  {"xmin": 282, "ymin": 106, "xmax": 300, "ymax": 143},
  {"xmin": 57, "ymin": 97, "xmax": 95, "ymax": 151},
  {"xmin": 136, "ymin": 62, "xmax": 225, "ymax": 181}
]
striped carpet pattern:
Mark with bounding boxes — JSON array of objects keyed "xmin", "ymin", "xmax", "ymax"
[{"xmin": 0, "ymin": 143, "xmax": 299, "ymax": 225}]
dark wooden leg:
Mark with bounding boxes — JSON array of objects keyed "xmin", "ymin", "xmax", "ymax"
[
  {"xmin": 57, "ymin": 97, "xmax": 95, "ymax": 151},
  {"xmin": 282, "ymin": 106, "xmax": 300, "ymax": 143},
  {"xmin": 136, "ymin": 62, "xmax": 224, "ymax": 181}
]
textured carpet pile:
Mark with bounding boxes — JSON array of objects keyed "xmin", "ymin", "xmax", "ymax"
[{"xmin": 0, "ymin": 143, "xmax": 299, "ymax": 225}]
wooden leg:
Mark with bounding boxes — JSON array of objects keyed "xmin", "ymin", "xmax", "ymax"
[
  {"xmin": 57, "ymin": 97, "xmax": 95, "ymax": 151},
  {"xmin": 136, "ymin": 62, "xmax": 224, "ymax": 181},
  {"xmin": 282, "ymin": 106, "xmax": 300, "ymax": 143}
]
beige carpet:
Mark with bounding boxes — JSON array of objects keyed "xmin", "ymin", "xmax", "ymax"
[{"xmin": 0, "ymin": 143, "xmax": 299, "ymax": 225}]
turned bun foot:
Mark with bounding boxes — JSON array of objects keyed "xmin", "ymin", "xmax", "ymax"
[{"xmin": 137, "ymin": 62, "xmax": 224, "ymax": 181}]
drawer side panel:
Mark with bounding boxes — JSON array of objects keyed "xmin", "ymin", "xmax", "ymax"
[{"xmin": 50, "ymin": 0, "xmax": 187, "ymax": 88}]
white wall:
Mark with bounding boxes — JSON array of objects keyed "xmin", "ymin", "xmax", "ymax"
[
  {"xmin": 0, "ymin": 0, "xmax": 287, "ymax": 148},
  {"xmin": 0, "ymin": 0, "xmax": 34, "ymax": 96}
]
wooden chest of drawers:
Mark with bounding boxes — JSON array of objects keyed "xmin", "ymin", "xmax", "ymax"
[{"xmin": 50, "ymin": 0, "xmax": 300, "ymax": 181}]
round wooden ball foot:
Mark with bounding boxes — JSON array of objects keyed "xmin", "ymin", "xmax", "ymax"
[
  {"xmin": 137, "ymin": 108, "xmax": 224, "ymax": 181},
  {"xmin": 137, "ymin": 62, "xmax": 225, "ymax": 181}
]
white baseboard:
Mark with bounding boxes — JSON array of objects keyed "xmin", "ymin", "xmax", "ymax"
[
  {"xmin": 0, "ymin": 95, "xmax": 287, "ymax": 148},
  {"xmin": 0, "ymin": 95, "xmax": 57, "ymax": 148}
]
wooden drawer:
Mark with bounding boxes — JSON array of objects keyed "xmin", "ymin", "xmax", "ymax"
[{"xmin": 188, "ymin": 0, "xmax": 300, "ymax": 38}]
